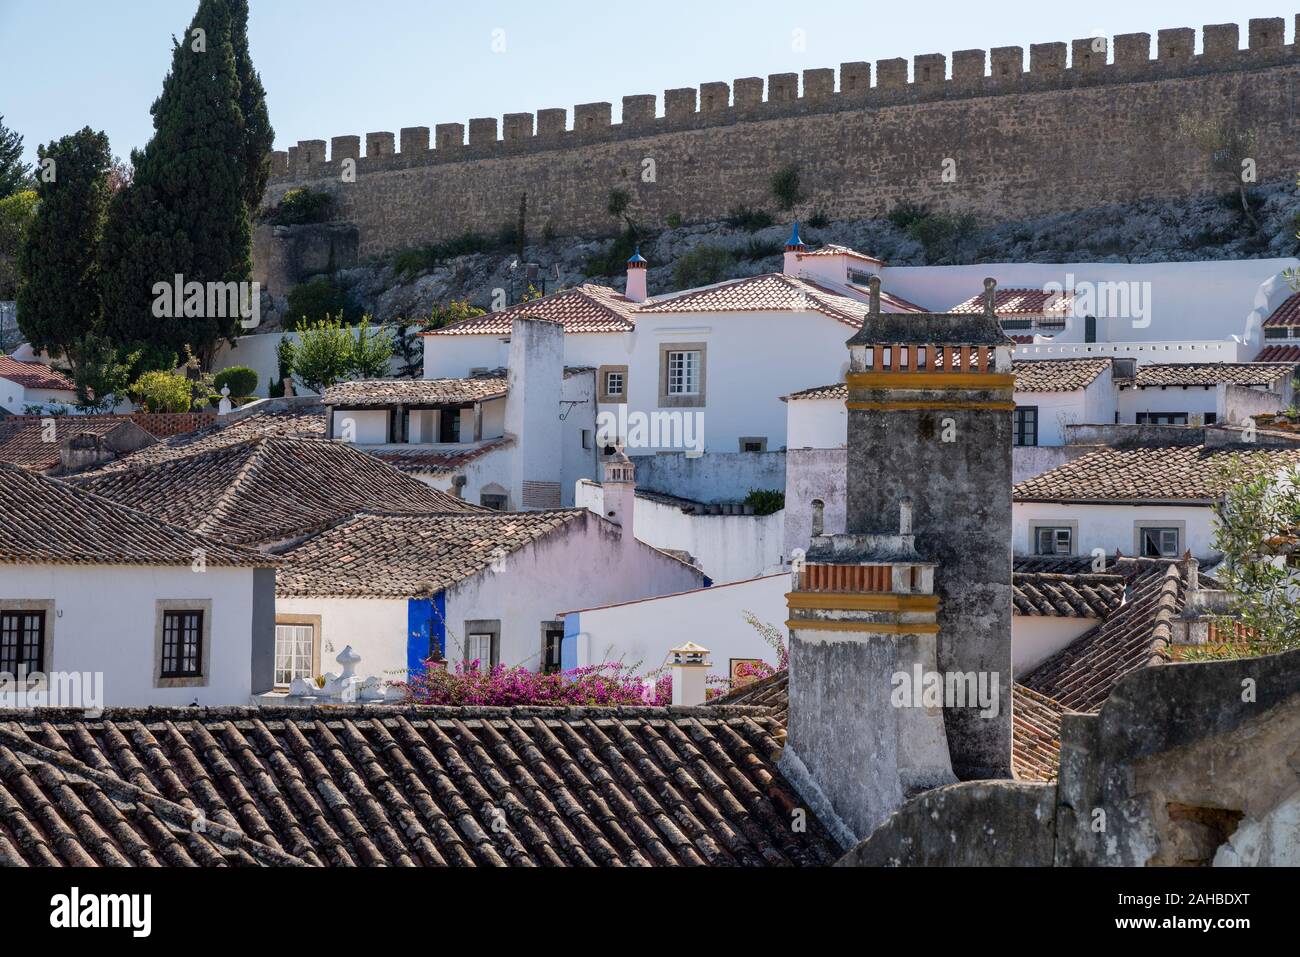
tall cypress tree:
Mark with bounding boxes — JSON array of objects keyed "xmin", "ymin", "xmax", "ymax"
[
  {"xmin": 230, "ymin": 0, "xmax": 275, "ymax": 212},
  {"xmin": 16, "ymin": 127, "xmax": 112, "ymax": 381},
  {"xmin": 0, "ymin": 116, "xmax": 33, "ymax": 199},
  {"xmin": 101, "ymin": 0, "xmax": 268, "ymax": 366}
]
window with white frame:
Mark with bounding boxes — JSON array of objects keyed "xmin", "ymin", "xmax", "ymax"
[
  {"xmin": 605, "ymin": 370, "xmax": 624, "ymax": 397},
  {"xmin": 1034, "ymin": 526, "xmax": 1074, "ymax": 556},
  {"xmin": 667, "ymin": 350, "xmax": 700, "ymax": 395},
  {"xmin": 274, "ymin": 623, "xmax": 315, "ymax": 687},
  {"xmin": 1138, "ymin": 526, "xmax": 1181, "ymax": 557}
]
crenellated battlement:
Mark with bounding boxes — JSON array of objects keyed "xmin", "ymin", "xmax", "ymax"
[{"xmin": 270, "ymin": 16, "xmax": 1296, "ymax": 181}]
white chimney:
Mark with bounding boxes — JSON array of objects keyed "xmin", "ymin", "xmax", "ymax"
[
  {"xmin": 669, "ymin": 642, "xmax": 711, "ymax": 706},
  {"xmin": 602, "ymin": 446, "xmax": 636, "ymax": 542},
  {"xmin": 782, "ymin": 222, "xmax": 806, "ymax": 276},
  {"xmin": 505, "ymin": 316, "xmax": 565, "ymax": 509},
  {"xmin": 625, "ymin": 246, "xmax": 648, "ymax": 302}
]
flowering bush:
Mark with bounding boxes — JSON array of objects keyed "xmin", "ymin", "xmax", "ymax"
[{"xmin": 402, "ymin": 660, "xmax": 674, "ymax": 707}]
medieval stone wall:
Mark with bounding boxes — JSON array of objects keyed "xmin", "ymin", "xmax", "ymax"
[{"xmin": 265, "ymin": 18, "xmax": 1300, "ymax": 261}]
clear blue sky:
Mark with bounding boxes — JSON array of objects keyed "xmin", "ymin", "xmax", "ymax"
[{"xmin": 1, "ymin": 1, "xmax": 1292, "ymax": 167}]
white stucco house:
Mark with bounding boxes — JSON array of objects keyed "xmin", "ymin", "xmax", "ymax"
[
  {"xmin": 0, "ymin": 461, "xmax": 277, "ymax": 708},
  {"xmin": 0, "ymin": 354, "xmax": 79, "ymax": 414},
  {"xmin": 272, "ymin": 474, "xmax": 704, "ymax": 685}
]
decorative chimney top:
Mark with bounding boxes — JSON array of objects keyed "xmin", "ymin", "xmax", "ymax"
[
  {"xmin": 625, "ymin": 248, "xmax": 648, "ymax": 302},
  {"xmin": 668, "ymin": 641, "xmax": 711, "ymax": 667},
  {"xmin": 603, "ymin": 446, "xmax": 635, "ymax": 484},
  {"xmin": 785, "ymin": 222, "xmax": 806, "ymax": 251}
]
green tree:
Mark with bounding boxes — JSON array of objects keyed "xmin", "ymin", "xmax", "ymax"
[
  {"xmin": 1198, "ymin": 458, "xmax": 1300, "ymax": 657},
  {"xmin": 770, "ymin": 163, "xmax": 802, "ymax": 212},
  {"xmin": 290, "ymin": 317, "xmax": 354, "ymax": 392},
  {"xmin": 212, "ymin": 365, "xmax": 258, "ymax": 398},
  {"xmin": 0, "ymin": 115, "xmax": 32, "ymax": 198},
  {"xmin": 426, "ymin": 298, "xmax": 486, "ymax": 330},
  {"xmin": 0, "ymin": 189, "xmax": 38, "ymax": 299},
  {"xmin": 16, "ymin": 128, "xmax": 113, "ymax": 381},
  {"xmin": 283, "ymin": 275, "xmax": 359, "ymax": 329},
  {"xmin": 349, "ymin": 322, "xmax": 395, "ymax": 379},
  {"xmin": 100, "ymin": 0, "xmax": 264, "ymax": 367},
  {"xmin": 229, "ymin": 0, "xmax": 274, "ymax": 211},
  {"xmin": 129, "ymin": 369, "xmax": 195, "ymax": 412}
]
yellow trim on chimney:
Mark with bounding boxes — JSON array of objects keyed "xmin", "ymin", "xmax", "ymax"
[
  {"xmin": 847, "ymin": 372, "xmax": 1015, "ymax": 391},
  {"xmin": 786, "ymin": 619, "xmax": 941, "ymax": 635},
  {"xmin": 786, "ymin": 592, "xmax": 939, "ymax": 612},
  {"xmin": 846, "ymin": 400, "xmax": 1016, "ymax": 412}
]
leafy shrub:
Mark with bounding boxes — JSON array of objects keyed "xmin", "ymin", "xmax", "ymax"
[
  {"xmin": 674, "ymin": 245, "xmax": 736, "ymax": 288},
  {"xmin": 264, "ymin": 187, "xmax": 333, "ymax": 226},
  {"xmin": 905, "ymin": 212, "xmax": 978, "ymax": 263},
  {"xmin": 291, "ymin": 315, "xmax": 395, "ymax": 392},
  {"xmin": 403, "ymin": 660, "xmax": 672, "ymax": 707},
  {"xmin": 739, "ymin": 238, "xmax": 782, "ymax": 261},
  {"xmin": 391, "ymin": 232, "xmax": 496, "ymax": 277},
  {"xmin": 887, "ymin": 201, "xmax": 931, "ymax": 230},
  {"xmin": 129, "ymin": 369, "xmax": 194, "ymax": 413},
  {"xmin": 284, "ymin": 276, "xmax": 361, "ymax": 330},
  {"xmin": 744, "ymin": 488, "xmax": 785, "ymax": 515},
  {"xmin": 212, "ymin": 366, "xmax": 258, "ymax": 398},
  {"xmin": 770, "ymin": 163, "xmax": 802, "ymax": 211},
  {"xmin": 725, "ymin": 205, "xmax": 774, "ymax": 232},
  {"xmin": 807, "ymin": 209, "xmax": 830, "ymax": 229},
  {"xmin": 584, "ymin": 227, "xmax": 644, "ymax": 277},
  {"xmin": 426, "ymin": 298, "xmax": 487, "ymax": 330},
  {"xmin": 666, "ymin": 212, "xmax": 683, "ymax": 228}
]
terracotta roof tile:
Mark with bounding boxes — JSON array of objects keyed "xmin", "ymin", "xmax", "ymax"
[
  {"xmin": 0, "ymin": 355, "xmax": 75, "ymax": 391},
  {"xmin": 373, "ymin": 437, "xmax": 512, "ymax": 475},
  {"xmin": 1021, "ymin": 560, "xmax": 1185, "ymax": 712},
  {"xmin": 1263, "ymin": 292, "xmax": 1300, "ymax": 328},
  {"xmin": 70, "ymin": 437, "xmax": 479, "ymax": 547},
  {"xmin": 1132, "ymin": 362, "xmax": 1296, "ymax": 387},
  {"xmin": 0, "ymin": 461, "xmax": 271, "ymax": 568},
  {"xmin": 325, "ymin": 377, "xmax": 507, "ymax": 407},
  {"xmin": 276, "ymin": 509, "xmax": 590, "ymax": 597},
  {"xmin": 782, "ymin": 382, "xmax": 846, "ymax": 401},
  {"xmin": 1014, "ymin": 444, "xmax": 1300, "ymax": 503},
  {"xmin": 423, "ymin": 285, "xmax": 638, "ymax": 336},
  {"xmin": 950, "ymin": 287, "xmax": 1072, "ymax": 316},
  {"xmin": 0, "ymin": 706, "xmax": 840, "ymax": 866},
  {"xmin": 795, "ymin": 243, "xmax": 883, "ymax": 265},
  {"xmin": 0, "ymin": 417, "xmax": 135, "ymax": 472},
  {"xmin": 1013, "ymin": 358, "xmax": 1111, "ymax": 392},
  {"xmin": 1254, "ymin": 344, "xmax": 1300, "ymax": 363},
  {"xmin": 1012, "ymin": 572, "xmax": 1126, "ymax": 618},
  {"xmin": 642, "ymin": 274, "xmax": 898, "ymax": 325}
]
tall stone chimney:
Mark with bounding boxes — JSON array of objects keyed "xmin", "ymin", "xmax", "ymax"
[
  {"xmin": 504, "ymin": 316, "xmax": 564, "ymax": 509},
  {"xmin": 844, "ymin": 276, "xmax": 1014, "ymax": 780},
  {"xmin": 780, "ymin": 277, "xmax": 1015, "ymax": 846},
  {"xmin": 625, "ymin": 247, "xmax": 648, "ymax": 302},
  {"xmin": 782, "ymin": 222, "xmax": 806, "ymax": 276}
]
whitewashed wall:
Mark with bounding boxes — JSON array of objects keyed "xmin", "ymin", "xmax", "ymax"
[
  {"xmin": 1118, "ymin": 385, "xmax": 1221, "ymax": 424},
  {"xmin": 1013, "ymin": 502, "xmax": 1216, "ymax": 559},
  {"xmin": 560, "ymin": 573, "xmax": 790, "ymax": 681},
  {"xmin": 784, "ymin": 448, "xmax": 846, "ymax": 559},
  {"xmin": 577, "ymin": 481, "xmax": 785, "ymax": 583},
  {"xmin": 787, "ymin": 396, "xmax": 847, "ymax": 449},
  {"xmin": 2, "ymin": 564, "xmax": 259, "ymax": 707},
  {"xmin": 1013, "ymin": 615, "xmax": 1099, "ymax": 675},
  {"xmin": 274, "ymin": 595, "xmax": 409, "ymax": 680}
]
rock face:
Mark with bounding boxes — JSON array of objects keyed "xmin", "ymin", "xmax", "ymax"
[
  {"xmin": 840, "ymin": 646, "xmax": 1300, "ymax": 866},
  {"xmin": 250, "ymin": 177, "xmax": 1300, "ymax": 329}
]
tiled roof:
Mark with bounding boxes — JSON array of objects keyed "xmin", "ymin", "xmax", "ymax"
[
  {"xmin": 642, "ymin": 274, "xmax": 909, "ymax": 325},
  {"xmin": 324, "ymin": 377, "xmax": 507, "ymax": 407},
  {"xmin": 1132, "ymin": 362, "xmax": 1295, "ymax": 388},
  {"xmin": 0, "ymin": 705, "xmax": 840, "ymax": 866},
  {"xmin": 1011, "ymin": 684, "xmax": 1066, "ymax": 783},
  {"xmin": 0, "ymin": 461, "xmax": 271, "ymax": 568},
  {"xmin": 1262, "ymin": 292, "xmax": 1300, "ymax": 328},
  {"xmin": 782, "ymin": 382, "xmax": 846, "ymax": 401},
  {"xmin": 80, "ymin": 405, "xmax": 326, "ymax": 475},
  {"xmin": 1021, "ymin": 560, "xmax": 1185, "ymax": 712},
  {"xmin": 796, "ymin": 244, "xmax": 883, "ymax": 265},
  {"xmin": 0, "ymin": 417, "xmax": 132, "ymax": 472},
  {"xmin": 1012, "ymin": 572, "xmax": 1126, "ymax": 618},
  {"xmin": 71, "ymin": 437, "xmax": 478, "ymax": 547},
  {"xmin": 276, "ymin": 509, "xmax": 589, "ymax": 597},
  {"xmin": 706, "ymin": 671, "xmax": 1068, "ymax": 784},
  {"xmin": 422, "ymin": 284, "xmax": 638, "ymax": 336},
  {"xmin": 1013, "ymin": 358, "xmax": 1111, "ymax": 392},
  {"xmin": 0, "ymin": 354, "xmax": 75, "ymax": 391},
  {"xmin": 1254, "ymin": 344, "xmax": 1300, "ymax": 363},
  {"xmin": 1014, "ymin": 444, "xmax": 1300, "ymax": 503},
  {"xmin": 949, "ymin": 287, "xmax": 1072, "ymax": 316},
  {"xmin": 372, "ymin": 437, "xmax": 512, "ymax": 475}
]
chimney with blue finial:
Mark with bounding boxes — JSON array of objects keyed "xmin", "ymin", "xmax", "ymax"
[
  {"xmin": 625, "ymin": 246, "xmax": 648, "ymax": 302},
  {"xmin": 783, "ymin": 222, "xmax": 806, "ymax": 276}
]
